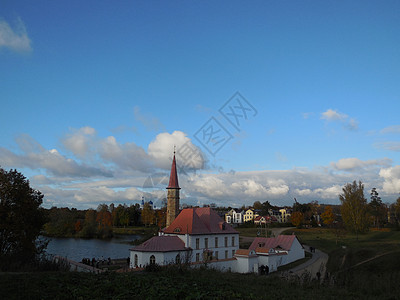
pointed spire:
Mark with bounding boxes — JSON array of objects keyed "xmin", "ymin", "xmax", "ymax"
[{"xmin": 167, "ymin": 152, "xmax": 180, "ymax": 189}]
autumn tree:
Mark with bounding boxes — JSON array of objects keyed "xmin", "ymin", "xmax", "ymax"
[
  {"xmin": 340, "ymin": 180, "xmax": 369, "ymax": 239},
  {"xmin": 0, "ymin": 168, "xmax": 46, "ymax": 270},
  {"xmin": 291, "ymin": 211, "xmax": 304, "ymax": 228},
  {"xmin": 321, "ymin": 205, "xmax": 335, "ymax": 227},
  {"xmin": 96, "ymin": 204, "xmax": 113, "ymax": 238},
  {"xmin": 141, "ymin": 202, "xmax": 155, "ymax": 226}
]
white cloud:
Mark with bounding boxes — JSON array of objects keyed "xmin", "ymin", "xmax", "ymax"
[
  {"xmin": 321, "ymin": 109, "xmax": 358, "ymax": 131},
  {"xmin": 379, "ymin": 166, "xmax": 400, "ymax": 194},
  {"xmin": 0, "ymin": 141, "xmax": 111, "ymax": 178},
  {"xmin": 0, "ymin": 18, "xmax": 32, "ymax": 53},
  {"xmin": 62, "ymin": 126, "xmax": 96, "ymax": 158},
  {"xmin": 376, "ymin": 141, "xmax": 400, "ymax": 152},
  {"xmin": 321, "ymin": 109, "xmax": 347, "ymax": 121},
  {"xmin": 331, "ymin": 157, "xmax": 392, "ymax": 171},
  {"xmin": 99, "ymin": 136, "xmax": 151, "ymax": 172},
  {"xmin": 148, "ymin": 131, "xmax": 206, "ymax": 170},
  {"xmin": 380, "ymin": 125, "xmax": 400, "ymax": 134}
]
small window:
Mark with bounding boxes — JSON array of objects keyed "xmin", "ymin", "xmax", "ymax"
[
  {"xmin": 225, "ymin": 250, "xmax": 228, "ymax": 259},
  {"xmin": 205, "ymin": 238, "xmax": 208, "ymax": 249},
  {"xmin": 224, "ymin": 237, "xmax": 228, "ymax": 247},
  {"xmin": 232, "ymin": 250, "xmax": 235, "ymax": 257},
  {"xmin": 232, "ymin": 236, "xmax": 235, "ymax": 246},
  {"xmin": 196, "ymin": 238, "xmax": 199, "ymax": 250},
  {"xmin": 215, "ymin": 237, "xmax": 218, "ymax": 248},
  {"xmin": 196, "ymin": 253, "xmax": 200, "ymax": 262},
  {"xmin": 150, "ymin": 255, "xmax": 155, "ymax": 265},
  {"xmin": 215, "ymin": 251, "xmax": 218, "ymax": 260}
]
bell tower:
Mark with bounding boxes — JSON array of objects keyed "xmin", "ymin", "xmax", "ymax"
[{"xmin": 166, "ymin": 151, "xmax": 180, "ymax": 227}]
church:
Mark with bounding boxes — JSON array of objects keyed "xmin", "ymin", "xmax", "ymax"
[{"xmin": 129, "ymin": 153, "xmax": 304, "ymax": 273}]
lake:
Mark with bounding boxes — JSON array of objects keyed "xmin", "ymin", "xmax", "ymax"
[{"xmin": 44, "ymin": 235, "xmax": 140, "ymax": 262}]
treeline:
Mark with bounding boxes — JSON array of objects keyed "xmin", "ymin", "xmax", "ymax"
[
  {"xmin": 291, "ymin": 182, "xmax": 400, "ymax": 237},
  {"xmin": 43, "ymin": 203, "xmax": 166, "ymax": 239}
]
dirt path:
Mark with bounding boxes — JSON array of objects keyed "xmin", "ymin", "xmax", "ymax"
[{"xmin": 288, "ymin": 246, "xmax": 328, "ymax": 280}]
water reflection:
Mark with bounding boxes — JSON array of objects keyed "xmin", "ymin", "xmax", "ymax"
[{"xmin": 44, "ymin": 235, "xmax": 139, "ymax": 262}]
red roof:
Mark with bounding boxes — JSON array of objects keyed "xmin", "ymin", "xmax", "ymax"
[
  {"xmin": 249, "ymin": 235, "xmax": 297, "ymax": 251},
  {"xmin": 235, "ymin": 249, "xmax": 256, "ymax": 257},
  {"xmin": 130, "ymin": 236, "xmax": 187, "ymax": 252},
  {"xmin": 167, "ymin": 154, "xmax": 180, "ymax": 189},
  {"xmin": 163, "ymin": 207, "xmax": 238, "ymax": 235}
]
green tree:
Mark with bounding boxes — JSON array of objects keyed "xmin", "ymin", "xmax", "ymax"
[
  {"xmin": 0, "ymin": 168, "xmax": 46, "ymax": 270},
  {"xmin": 79, "ymin": 209, "xmax": 97, "ymax": 238},
  {"xmin": 368, "ymin": 188, "xmax": 386, "ymax": 228},
  {"xmin": 339, "ymin": 180, "xmax": 369, "ymax": 239}
]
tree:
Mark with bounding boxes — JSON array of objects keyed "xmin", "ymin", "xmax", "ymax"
[
  {"xmin": 253, "ymin": 201, "xmax": 262, "ymax": 210},
  {"xmin": 321, "ymin": 205, "xmax": 335, "ymax": 227},
  {"xmin": 339, "ymin": 180, "xmax": 369, "ymax": 239},
  {"xmin": 141, "ymin": 202, "xmax": 155, "ymax": 226},
  {"xmin": 79, "ymin": 209, "xmax": 97, "ymax": 238},
  {"xmin": 0, "ymin": 168, "xmax": 46, "ymax": 269},
  {"xmin": 291, "ymin": 211, "xmax": 304, "ymax": 228},
  {"xmin": 368, "ymin": 188, "xmax": 386, "ymax": 228},
  {"xmin": 96, "ymin": 204, "xmax": 112, "ymax": 238}
]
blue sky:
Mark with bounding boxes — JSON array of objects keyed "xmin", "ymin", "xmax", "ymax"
[{"xmin": 1, "ymin": 0, "xmax": 399, "ymax": 209}]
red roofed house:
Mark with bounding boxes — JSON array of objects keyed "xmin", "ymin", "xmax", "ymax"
[
  {"xmin": 247, "ymin": 235, "xmax": 304, "ymax": 272},
  {"xmin": 130, "ymin": 152, "xmax": 239, "ymax": 268},
  {"xmin": 130, "ymin": 152, "xmax": 303, "ymax": 273}
]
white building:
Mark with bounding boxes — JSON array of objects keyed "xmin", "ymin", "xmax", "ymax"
[{"xmin": 225, "ymin": 209, "xmax": 244, "ymax": 224}]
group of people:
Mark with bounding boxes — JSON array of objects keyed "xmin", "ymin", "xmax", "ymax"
[{"xmin": 81, "ymin": 257, "xmax": 112, "ymax": 268}]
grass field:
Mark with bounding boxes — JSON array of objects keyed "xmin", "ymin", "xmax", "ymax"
[{"xmin": 0, "ymin": 266, "xmax": 383, "ymax": 300}]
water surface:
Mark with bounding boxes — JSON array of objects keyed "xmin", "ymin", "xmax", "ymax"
[{"xmin": 44, "ymin": 235, "xmax": 139, "ymax": 262}]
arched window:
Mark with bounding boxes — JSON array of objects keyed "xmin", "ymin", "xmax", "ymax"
[
  {"xmin": 150, "ymin": 255, "xmax": 155, "ymax": 265},
  {"xmin": 134, "ymin": 254, "xmax": 138, "ymax": 267},
  {"xmin": 175, "ymin": 254, "xmax": 180, "ymax": 264}
]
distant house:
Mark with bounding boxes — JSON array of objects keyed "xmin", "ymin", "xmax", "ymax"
[
  {"xmin": 225, "ymin": 209, "xmax": 244, "ymax": 224},
  {"xmin": 268, "ymin": 209, "xmax": 282, "ymax": 223},
  {"xmin": 279, "ymin": 208, "xmax": 292, "ymax": 223},
  {"xmin": 254, "ymin": 215, "xmax": 278, "ymax": 225},
  {"xmin": 243, "ymin": 208, "xmax": 259, "ymax": 223}
]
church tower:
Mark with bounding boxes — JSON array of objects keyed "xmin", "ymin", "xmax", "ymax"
[{"xmin": 166, "ymin": 152, "xmax": 180, "ymax": 227}]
